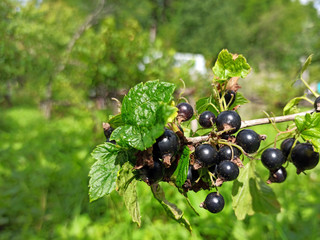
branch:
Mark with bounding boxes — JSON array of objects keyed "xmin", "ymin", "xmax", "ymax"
[
  {"xmin": 186, "ymin": 110, "xmax": 313, "ymax": 144},
  {"xmin": 240, "ymin": 110, "xmax": 313, "ymax": 128},
  {"xmin": 57, "ymin": 0, "xmax": 107, "ymax": 73}
]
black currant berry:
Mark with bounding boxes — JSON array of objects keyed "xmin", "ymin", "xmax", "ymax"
[
  {"xmin": 314, "ymin": 96, "xmax": 320, "ymax": 112},
  {"xmin": 217, "ymin": 160, "xmax": 239, "ymax": 181},
  {"xmin": 104, "ymin": 126, "xmax": 114, "ymax": 139},
  {"xmin": 261, "ymin": 148, "xmax": 286, "ymax": 171},
  {"xmin": 141, "ymin": 160, "xmax": 164, "ymax": 185},
  {"xmin": 195, "ymin": 144, "xmax": 219, "ymax": 167},
  {"xmin": 177, "ymin": 102, "xmax": 194, "ymax": 122},
  {"xmin": 153, "ymin": 129, "xmax": 180, "ymax": 157},
  {"xmin": 267, "ymin": 166, "xmax": 287, "ymax": 184},
  {"xmin": 106, "ymin": 138, "xmax": 116, "ymax": 144},
  {"xmin": 280, "ymin": 138, "xmax": 299, "ymax": 157},
  {"xmin": 221, "ymin": 90, "xmax": 236, "ymax": 106},
  {"xmin": 216, "ymin": 110, "xmax": 241, "ymax": 134},
  {"xmin": 202, "ymin": 192, "xmax": 225, "ymax": 213},
  {"xmin": 236, "ymin": 129, "xmax": 261, "ymax": 154},
  {"xmin": 199, "ymin": 111, "xmax": 216, "ymax": 128},
  {"xmin": 218, "ymin": 145, "xmax": 241, "ymax": 162},
  {"xmin": 187, "ymin": 166, "xmax": 199, "ymax": 183},
  {"xmin": 291, "ymin": 143, "xmax": 319, "ymax": 173}
]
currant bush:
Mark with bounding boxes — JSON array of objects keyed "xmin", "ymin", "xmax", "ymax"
[{"xmin": 89, "ymin": 50, "xmax": 320, "ymax": 229}]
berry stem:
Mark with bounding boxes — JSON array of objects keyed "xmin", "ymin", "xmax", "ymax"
[{"xmin": 299, "ymin": 77, "xmax": 319, "ymax": 98}]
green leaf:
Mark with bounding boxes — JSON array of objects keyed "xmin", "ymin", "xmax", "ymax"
[
  {"xmin": 89, "ymin": 143, "xmax": 128, "ymax": 202},
  {"xmin": 295, "ymin": 113, "xmax": 320, "ymax": 151},
  {"xmin": 117, "ymin": 162, "xmax": 141, "ymax": 226},
  {"xmin": 196, "ymin": 96, "xmax": 219, "ymax": 116},
  {"xmin": 172, "ymin": 146, "xmax": 190, "ymax": 187},
  {"xmin": 212, "ymin": 49, "xmax": 251, "ymax": 80},
  {"xmin": 232, "ymin": 160, "xmax": 280, "ymax": 220},
  {"xmin": 111, "ymin": 80, "xmax": 177, "ymax": 150},
  {"xmin": 283, "ymin": 97, "xmax": 306, "ymax": 115},
  {"xmin": 229, "ymin": 92, "xmax": 249, "ymax": 109},
  {"xmin": 299, "ymin": 55, "xmax": 313, "ymax": 78},
  {"xmin": 108, "ymin": 114, "xmax": 124, "ymax": 128},
  {"xmin": 151, "ymin": 184, "xmax": 192, "ymax": 232}
]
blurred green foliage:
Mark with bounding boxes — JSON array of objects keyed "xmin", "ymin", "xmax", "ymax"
[{"xmin": 1, "ymin": 0, "xmax": 320, "ymax": 239}]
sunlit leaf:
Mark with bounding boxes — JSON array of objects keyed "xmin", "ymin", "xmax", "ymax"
[
  {"xmin": 295, "ymin": 113, "xmax": 320, "ymax": 151},
  {"xmin": 111, "ymin": 80, "xmax": 177, "ymax": 150},
  {"xmin": 117, "ymin": 162, "xmax": 141, "ymax": 226},
  {"xmin": 232, "ymin": 160, "xmax": 280, "ymax": 220},
  {"xmin": 212, "ymin": 49, "xmax": 251, "ymax": 80},
  {"xmin": 151, "ymin": 184, "xmax": 192, "ymax": 232},
  {"xmin": 172, "ymin": 146, "xmax": 190, "ymax": 187}
]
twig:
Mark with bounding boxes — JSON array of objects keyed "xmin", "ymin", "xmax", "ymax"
[
  {"xmin": 186, "ymin": 110, "xmax": 313, "ymax": 144},
  {"xmin": 240, "ymin": 110, "xmax": 313, "ymax": 128}
]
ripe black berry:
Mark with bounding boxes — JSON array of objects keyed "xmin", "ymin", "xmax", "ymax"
[
  {"xmin": 236, "ymin": 129, "xmax": 261, "ymax": 153},
  {"xmin": 291, "ymin": 143, "xmax": 319, "ymax": 173},
  {"xmin": 187, "ymin": 166, "xmax": 199, "ymax": 183},
  {"xmin": 141, "ymin": 160, "xmax": 164, "ymax": 185},
  {"xmin": 153, "ymin": 129, "xmax": 180, "ymax": 157},
  {"xmin": 199, "ymin": 111, "xmax": 216, "ymax": 128},
  {"xmin": 314, "ymin": 96, "xmax": 320, "ymax": 112},
  {"xmin": 106, "ymin": 138, "xmax": 116, "ymax": 144},
  {"xmin": 195, "ymin": 144, "xmax": 219, "ymax": 167},
  {"xmin": 221, "ymin": 90, "xmax": 236, "ymax": 106},
  {"xmin": 104, "ymin": 127, "xmax": 114, "ymax": 139},
  {"xmin": 261, "ymin": 148, "xmax": 286, "ymax": 171},
  {"xmin": 177, "ymin": 102, "xmax": 194, "ymax": 122},
  {"xmin": 216, "ymin": 110, "xmax": 241, "ymax": 134},
  {"xmin": 280, "ymin": 138, "xmax": 299, "ymax": 157},
  {"xmin": 202, "ymin": 192, "xmax": 225, "ymax": 213},
  {"xmin": 217, "ymin": 160, "xmax": 239, "ymax": 181},
  {"xmin": 218, "ymin": 145, "xmax": 241, "ymax": 162},
  {"xmin": 267, "ymin": 166, "xmax": 287, "ymax": 184}
]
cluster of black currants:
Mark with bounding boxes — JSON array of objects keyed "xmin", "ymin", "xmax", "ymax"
[
  {"xmin": 259, "ymin": 97, "xmax": 320, "ymax": 184},
  {"xmin": 104, "ymin": 93, "xmax": 320, "ymax": 215},
  {"xmin": 191, "ymin": 104, "xmax": 262, "ymax": 213},
  {"xmin": 262, "ymin": 137, "xmax": 319, "ymax": 184},
  {"xmin": 135, "ymin": 91, "xmax": 263, "ymax": 214}
]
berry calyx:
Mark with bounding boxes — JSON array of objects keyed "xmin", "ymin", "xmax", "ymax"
[
  {"xmin": 217, "ymin": 160, "xmax": 239, "ymax": 181},
  {"xmin": 177, "ymin": 102, "xmax": 194, "ymax": 122},
  {"xmin": 216, "ymin": 110, "xmax": 241, "ymax": 134},
  {"xmin": 261, "ymin": 148, "xmax": 286, "ymax": 171},
  {"xmin": 218, "ymin": 145, "xmax": 241, "ymax": 162},
  {"xmin": 201, "ymin": 192, "xmax": 225, "ymax": 213},
  {"xmin": 267, "ymin": 166, "xmax": 287, "ymax": 184},
  {"xmin": 280, "ymin": 138, "xmax": 299, "ymax": 157},
  {"xmin": 236, "ymin": 129, "xmax": 261, "ymax": 153},
  {"xmin": 153, "ymin": 129, "xmax": 180, "ymax": 158},
  {"xmin": 314, "ymin": 96, "xmax": 320, "ymax": 112},
  {"xmin": 291, "ymin": 143, "xmax": 319, "ymax": 173},
  {"xmin": 195, "ymin": 144, "xmax": 219, "ymax": 167},
  {"xmin": 199, "ymin": 111, "xmax": 216, "ymax": 128}
]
